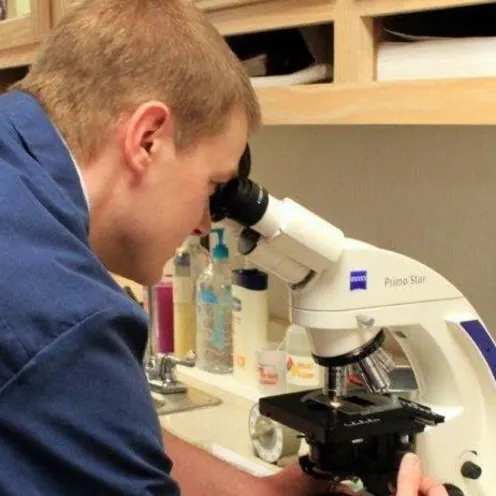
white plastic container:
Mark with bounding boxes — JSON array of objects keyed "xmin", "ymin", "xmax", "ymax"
[
  {"xmin": 255, "ymin": 342, "xmax": 287, "ymax": 396},
  {"xmin": 285, "ymin": 324, "xmax": 322, "ymax": 392},
  {"xmin": 232, "ymin": 269, "xmax": 269, "ymax": 385}
]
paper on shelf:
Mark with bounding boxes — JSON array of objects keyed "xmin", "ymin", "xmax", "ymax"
[
  {"xmin": 250, "ymin": 64, "xmax": 333, "ymax": 88},
  {"xmin": 377, "ymin": 37, "xmax": 496, "ymax": 81}
]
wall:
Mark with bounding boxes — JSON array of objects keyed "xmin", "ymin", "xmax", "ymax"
[{"xmin": 247, "ymin": 125, "xmax": 496, "ymax": 335}]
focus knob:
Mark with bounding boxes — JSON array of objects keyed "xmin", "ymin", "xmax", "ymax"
[
  {"xmin": 443, "ymin": 484, "xmax": 464, "ymax": 496},
  {"xmin": 461, "ymin": 461, "xmax": 482, "ymax": 480}
]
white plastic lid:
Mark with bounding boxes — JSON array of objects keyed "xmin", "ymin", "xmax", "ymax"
[
  {"xmin": 285, "ymin": 324, "xmax": 311, "ymax": 356},
  {"xmin": 186, "ymin": 235, "xmax": 202, "ymax": 245}
]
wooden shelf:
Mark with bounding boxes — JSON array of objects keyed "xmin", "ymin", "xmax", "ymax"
[
  {"xmin": 194, "ymin": 0, "xmax": 267, "ymax": 13},
  {"xmin": 206, "ymin": 0, "xmax": 336, "ymax": 36},
  {"xmin": 356, "ymin": 0, "xmax": 494, "ymax": 17},
  {"xmin": 256, "ymin": 77, "xmax": 496, "ymax": 125},
  {"xmin": 0, "ymin": 0, "xmax": 50, "ymax": 68},
  {"xmin": 0, "ymin": 42, "xmax": 37, "ymax": 69}
]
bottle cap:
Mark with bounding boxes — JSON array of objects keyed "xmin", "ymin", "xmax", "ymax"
[
  {"xmin": 233, "ymin": 268, "xmax": 268, "ymax": 290},
  {"xmin": 186, "ymin": 235, "xmax": 201, "ymax": 245}
]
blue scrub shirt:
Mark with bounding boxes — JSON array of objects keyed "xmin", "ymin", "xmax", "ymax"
[{"xmin": 0, "ymin": 90, "xmax": 179, "ymax": 496}]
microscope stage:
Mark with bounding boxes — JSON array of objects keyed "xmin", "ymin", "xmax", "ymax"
[{"xmin": 259, "ymin": 389, "xmax": 444, "ymax": 445}]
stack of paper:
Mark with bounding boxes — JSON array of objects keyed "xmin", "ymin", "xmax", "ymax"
[{"xmin": 377, "ymin": 37, "xmax": 496, "ymax": 81}]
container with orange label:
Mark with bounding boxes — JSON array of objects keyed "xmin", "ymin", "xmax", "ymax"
[{"xmin": 285, "ymin": 324, "xmax": 322, "ymax": 392}]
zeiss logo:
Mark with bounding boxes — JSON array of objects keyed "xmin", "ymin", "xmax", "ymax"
[{"xmin": 350, "ymin": 270, "xmax": 367, "ymax": 291}]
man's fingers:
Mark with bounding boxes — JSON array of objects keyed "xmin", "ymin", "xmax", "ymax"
[
  {"xmin": 419, "ymin": 476, "xmax": 449, "ymax": 496},
  {"xmin": 396, "ymin": 453, "xmax": 422, "ymax": 496}
]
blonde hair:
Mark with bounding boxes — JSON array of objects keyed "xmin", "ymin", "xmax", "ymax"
[{"xmin": 15, "ymin": 0, "xmax": 261, "ymax": 163}]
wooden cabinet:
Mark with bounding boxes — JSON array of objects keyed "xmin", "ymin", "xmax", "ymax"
[
  {"xmin": 0, "ymin": 0, "xmax": 50, "ymax": 69},
  {"xmin": 0, "ymin": 0, "xmax": 495, "ymax": 124},
  {"xmin": 51, "ymin": 0, "xmax": 81, "ymax": 25},
  {"xmin": 204, "ymin": 0, "xmax": 336, "ymax": 36},
  {"xmin": 201, "ymin": 0, "xmax": 496, "ymax": 124}
]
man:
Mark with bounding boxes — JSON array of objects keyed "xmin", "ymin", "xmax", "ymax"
[{"xmin": 0, "ymin": 0, "xmax": 446, "ymax": 494}]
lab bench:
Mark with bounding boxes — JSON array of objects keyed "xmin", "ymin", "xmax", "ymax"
[{"xmin": 156, "ymin": 367, "xmax": 281, "ymax": 477}]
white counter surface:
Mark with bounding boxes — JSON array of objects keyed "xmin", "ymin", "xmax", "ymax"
[
  {"xmin": 155, "ymin": 367, "xmax": 368, "ymax": 495},
  {"xmin": 157, "ymin": 367, "xmax": 284, "ymax": 476}
]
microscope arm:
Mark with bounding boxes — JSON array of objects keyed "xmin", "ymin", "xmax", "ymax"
[{"xmin": 233, "ymin": 194, "xmax": 345, "ymax": 287}]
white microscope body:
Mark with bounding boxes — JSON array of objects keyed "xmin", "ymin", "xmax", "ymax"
[
  {"xmin": 233, "ymin": 194, "xmax": 496, "ymax": 496},
  {"xmin": 295, "ymin": 238, "xmax": 496, "ymax": 496}
]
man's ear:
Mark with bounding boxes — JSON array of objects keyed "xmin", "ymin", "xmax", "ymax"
[{"xmin": 123, "ymin": 101, "xmax": 173, "ymax": 181}]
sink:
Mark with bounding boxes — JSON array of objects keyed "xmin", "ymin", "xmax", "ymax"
[{"xmin": 151, "ymin": 386, "xmax": 221, "ymax": 415}]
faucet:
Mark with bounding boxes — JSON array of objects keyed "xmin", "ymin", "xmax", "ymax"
[
  {"xmin": 154, "ymin": 351, "xmax": 196, "ymax": 394},
  {"xmin": 142, "ymin": 285, "xmax": 196, "ymax": 394}
]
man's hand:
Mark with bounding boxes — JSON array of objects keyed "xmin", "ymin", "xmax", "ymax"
[
  {"xmin": 268, "ymin": 453, "xmax": 449, "ymax": 496},
  {"xmin": 395, "ymin": 453, "xmax": 448, "ymax": 496},
  {"xmin": 264, "ymin": 462, "xmax": 355, "ymax": 495}
]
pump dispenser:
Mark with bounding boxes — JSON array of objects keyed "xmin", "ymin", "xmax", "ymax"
[
  {"xmin": 196, "ymin": 228, "xmax": 233, "ymax": 374},
  {"xmin": 212, "ymin": 228, "xmax": 229, "ymax": 261}
]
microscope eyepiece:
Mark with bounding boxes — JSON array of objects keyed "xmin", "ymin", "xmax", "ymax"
[
  {"xmin": 237, "ymin": 144, "xmax": 251, "ymax": 180},
  {"xmin": 209, "ymin": 177, "xmax": 269, "ymax": 225},
  {"xmin": 209, "ymin": 144, "xmax": 270, "ymax": 225}
]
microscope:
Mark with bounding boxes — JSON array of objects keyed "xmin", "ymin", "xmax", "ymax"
[{"xmin": 209, "ymin": 146, "xmax": 496, "ymax": 496}]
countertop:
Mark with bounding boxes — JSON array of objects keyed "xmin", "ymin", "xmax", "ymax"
[
  {"xmin": 156, "ymin": 367, "xmax": 285, "ymax": 476},
  {"xmin": 152, "ymin": 365, "xmax": 411, "ymax": 495},
  {"xmin": 154, "ymin": 361, "xmax": 416, "ymax": 478}
]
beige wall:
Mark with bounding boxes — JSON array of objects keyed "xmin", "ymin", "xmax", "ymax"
[{"xmin": 248, "ymin": 125, "xmax": 496, "ymax": 335}]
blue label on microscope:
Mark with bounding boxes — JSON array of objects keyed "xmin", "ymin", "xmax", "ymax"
[{"xmin": 350, "ymin": 270, "xmax": 367, "ymax": 291}]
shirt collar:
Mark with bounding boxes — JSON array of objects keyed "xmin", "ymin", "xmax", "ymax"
[{"xmin": 53, "ymin": 126, "xmax": 91, "ymax": 211}]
